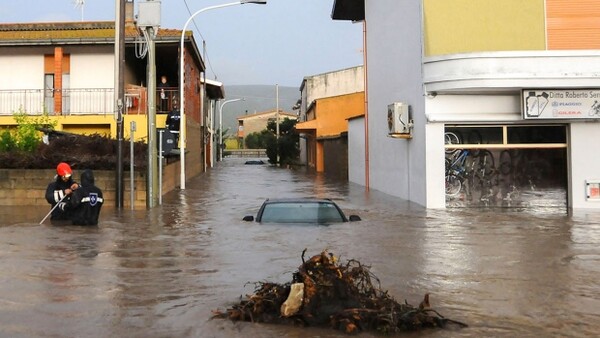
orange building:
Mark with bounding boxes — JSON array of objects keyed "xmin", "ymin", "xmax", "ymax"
[{"xmin": 296, "ymin": 66, "xmax": 364, "ymax": 178}]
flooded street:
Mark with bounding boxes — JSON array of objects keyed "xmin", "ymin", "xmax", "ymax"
[{"xmin": 1, "ymin": 157, "xmax": 599, "ymax": 338}]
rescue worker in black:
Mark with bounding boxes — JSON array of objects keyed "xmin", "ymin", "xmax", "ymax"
[
  {"xmin": 45, "ymin": 162, "xmax": 79, "ymax": 222},
  {"xmin": 166, "ymin": 99, "xmax": 181, "ymax": 145},
  {"xmin": 68, "ymin": 169, "xmax": 104, "ymax": 226}
]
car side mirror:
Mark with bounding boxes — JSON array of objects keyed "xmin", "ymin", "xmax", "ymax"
[
  {"xmin": 348, "ymin": 215, "xmax": 361, "ymax": 222},
  {"xmin": 243, "ymin": 215, "xmax": 254, "ymax": 222}
]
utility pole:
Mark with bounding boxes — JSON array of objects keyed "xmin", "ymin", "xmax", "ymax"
[
  {"xmin": 138, "ymin": 0, "xmax": 161, "ymax": 208},
  {"xmin": 276, "ymin": 84, "xmax": 279, "ymax": 165},
  {"xmin": 146, "ymin": 27, "xmax": 158, "ymax": 208},
  {"xmin": 114, "ymin": 0, "xmax": 125, "ymax": 208}
]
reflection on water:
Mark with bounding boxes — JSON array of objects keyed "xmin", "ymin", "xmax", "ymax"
[{"xmin": 0, "ymin": 158, "xmax": 599, "ymax": 337}]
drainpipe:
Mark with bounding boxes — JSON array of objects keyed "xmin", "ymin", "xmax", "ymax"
[
  {"xmin": 363, "ymin": 20, "xmax": 370, "ymax": 191},
  {"xmin": 54, "ymin": 47, "xmax": 63, "ymax": 115}
]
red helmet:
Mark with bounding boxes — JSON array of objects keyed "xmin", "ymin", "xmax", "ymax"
[{"xmin": 56, "ymin": 162, "xmax": 72, "ymax": 178}]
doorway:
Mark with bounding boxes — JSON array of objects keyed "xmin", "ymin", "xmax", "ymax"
[{"xmin": 444, "ymin": 125, "xmax": 567, "ymax": 208}]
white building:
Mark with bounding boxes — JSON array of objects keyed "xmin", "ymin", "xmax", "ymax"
[{"xmin": 333, "ymin": 0, "xmax": 600, "ymax": 209}]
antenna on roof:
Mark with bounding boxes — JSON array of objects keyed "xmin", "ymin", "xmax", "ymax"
[{"xmin": 73, "ymin": 0, "xmax": 85, "ymax": 21}]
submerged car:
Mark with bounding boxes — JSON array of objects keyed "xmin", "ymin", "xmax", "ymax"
[{"xmin": 243, "ymin": 198, "xmax": 361, "ymax": 224}]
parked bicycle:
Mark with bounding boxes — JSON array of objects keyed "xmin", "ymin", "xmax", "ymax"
[{"xmin": 445, "ymin": 149, "xmax": 475, "ymax": 197}]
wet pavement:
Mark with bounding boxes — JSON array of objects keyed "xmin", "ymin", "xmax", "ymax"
[{"xmin": 1, "ymin": 157, "xmax": 599, "ymax": 337}]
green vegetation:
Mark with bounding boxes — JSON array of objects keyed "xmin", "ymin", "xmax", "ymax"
[
  {"xmin": 0, "ymin": 129, "xmax": 17, "ymax": 152},
  {"xmin": 0, "ymin": 109, "xmax": 56, "ymax": 153},
  {"xmin": 244, "ymin": 118, "xmax": 299, "ymax": 165},
  {"xmin": 245, "ymin": 129, "xmax": 273, "ymax": 149},
  {"xmin": 266, "ymin": 117, "xmax": 299, "ymax": 166}
]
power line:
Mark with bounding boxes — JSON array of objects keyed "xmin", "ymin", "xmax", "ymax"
[{"xmin": 181, "ymin": 0, "xmax": 218, "ymax": 80}]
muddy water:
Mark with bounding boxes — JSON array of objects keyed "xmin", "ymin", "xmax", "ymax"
[{"xmin": 0, "ymin": 158, "xmax": 599, "ymax": 337}]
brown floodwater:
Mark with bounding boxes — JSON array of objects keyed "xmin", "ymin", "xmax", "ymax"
[{"xmin": 0, "ymin": 158, "xmax": 599, "ymax": 337}]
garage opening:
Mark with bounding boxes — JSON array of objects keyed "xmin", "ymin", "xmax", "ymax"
[{"xmin": 444, "ymin": 125, "xmax": 567, "ymax": 208}]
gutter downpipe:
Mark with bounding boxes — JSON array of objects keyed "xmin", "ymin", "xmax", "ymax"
[{"xmin": 363, "ymin": 19, "xmax": 370, "ymax": 191}]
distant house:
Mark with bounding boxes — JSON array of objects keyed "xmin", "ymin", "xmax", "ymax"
[
  {"xmin": 237, "ymin": 110, "xmax": 297, "ymax": 148},
  {"xmin": 0, "ymin": 2, "xmax": 224, "ymax": 185},
  {"xmin": 296, "ymin": 66, "xmax": 364, "ymax": 179}
]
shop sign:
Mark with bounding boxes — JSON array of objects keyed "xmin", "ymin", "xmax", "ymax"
[{"xmin": 522, "ymin": 89, "xmax": 600, "ymax": 120}]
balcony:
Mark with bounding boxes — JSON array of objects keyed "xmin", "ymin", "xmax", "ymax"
[{"xmin": 0, "ymin": 87, "xmax": 179, "ymax": 116}]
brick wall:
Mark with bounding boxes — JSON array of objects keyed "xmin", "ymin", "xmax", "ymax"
[{"xmin": 0, "ymin": 162, "xmax": 181, "ymax": 208}]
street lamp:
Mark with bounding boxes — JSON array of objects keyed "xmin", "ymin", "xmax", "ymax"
[
  {"xmin": 179, "ymin": 0, "xmax": 267, "ymax": 189},
  {"xmin": 219, "ymin": 98, "xmax": 245, "ymax": 161}
]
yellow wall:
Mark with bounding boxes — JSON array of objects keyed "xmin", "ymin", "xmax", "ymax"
[
  {"xmin": 423, "ymin": 0, "xmax": 546, "ymax": 56},
  {"xmin": 0, "ymin": 114, "xmax": 168, "ymax": 143},
  {"xmin": 313, "ymin": 92, "xmax": 364, "ymax": 138},
  {"xmin": 296, "ymin": 92, "xmax": 364, "ymax": 173},
  {"xmin": 224, "ymin": 138, "xmax": 239, "ymax": 149}
]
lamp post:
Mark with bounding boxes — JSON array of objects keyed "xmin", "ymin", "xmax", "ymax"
[
  {"xmin": 219, "ymin": 98, "xmax": 244, "ymax": 161},
  {"xmin": 179, "ymin": 0, "xmax": 267, "ymax": 189}
]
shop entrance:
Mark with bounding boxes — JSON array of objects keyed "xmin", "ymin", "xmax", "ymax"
[{"xmin": 444, "ymin": 125, "xmax": 567, "ymax": 208}]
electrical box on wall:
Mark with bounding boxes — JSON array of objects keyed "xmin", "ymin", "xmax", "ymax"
[
  {"xmin": 387, "ymin": 102, "xmax": 413, "ymax": 137},
  {"xmin": 137, "ymin": 1, "xmax": 161, "ymax": 28}
]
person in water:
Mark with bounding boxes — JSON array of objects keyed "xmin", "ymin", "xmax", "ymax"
[
  {"xmin": 68, "ymin": 169, "xmax": 104, "ymax": 226},
  {"xmin": 45, "ymin": 162, "xmax": 79, "ymax": 222}
]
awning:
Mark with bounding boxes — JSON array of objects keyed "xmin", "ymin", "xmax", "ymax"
[
  {"xmin": 295, "ymin": 119, "xmax": 318, "ymax": 131},
  {"xmin": 331, "ymin": 0, "xmax": 365, "ymax": 21},
  {"xmin": 201, "ymin": 78, "xmax": 225, "ymax": 100}
]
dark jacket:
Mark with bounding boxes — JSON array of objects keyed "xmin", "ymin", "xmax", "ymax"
[
  {"xmin": 68, "ymin": 169, "xmax": 104, "ymax": 226},
  {"xmin": 45, "ymin": 175, "xmax": 77, "ymax": 221},
  {"xmin": 166, "ymin": 109, "xmax": 180, "ymax": 132}
]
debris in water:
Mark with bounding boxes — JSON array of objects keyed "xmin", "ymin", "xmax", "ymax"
[{"xmin": 212, "ymin": 250, "xmax": 467, "ymax": 334}]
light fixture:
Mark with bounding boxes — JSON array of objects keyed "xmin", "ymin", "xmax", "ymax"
[{"xmin": 179, "ymin": 0, "xmax": 267, "ymax": 189}]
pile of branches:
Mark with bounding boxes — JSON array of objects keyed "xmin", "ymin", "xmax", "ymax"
[{"xmin": 213, "ymin": 250, "xmax": 467, "ymax": 334}]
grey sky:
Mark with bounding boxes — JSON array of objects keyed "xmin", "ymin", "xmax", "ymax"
[{"xmin": 0, "ymin": 0, "xmax": 364, "ymax": 87}]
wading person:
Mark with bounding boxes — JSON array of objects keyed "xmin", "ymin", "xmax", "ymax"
[
  {"xmin": 166, "ymin": 99, "xmax": 181, "ymax": 145},
  {"xmin": 45, "ymin": 162, "xmax": 79, "ymax": 223},
  {"xmin": 68, "ymin": 169, "xmax": 104, "ymax": 226}
]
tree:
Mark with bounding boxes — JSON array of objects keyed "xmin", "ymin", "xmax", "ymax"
[
  {"xmin": 245, "ymin": 130, "xmax": 272, "ymax": 149},
  {"xmin": 265, "ymin": 117, "xmax": 299, "ymax": 166}
]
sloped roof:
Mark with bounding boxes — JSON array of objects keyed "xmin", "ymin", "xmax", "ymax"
[
  {"xmin": 202, "ymin": 78, "xmax": 225, "ymax": 100},
  {"xmin": 237, "ymin": 110, "xmax": 297, "ymax": 121},
  {"xmin": 0, "ymin": 21, "xmax": 189, "ymax": 46}
]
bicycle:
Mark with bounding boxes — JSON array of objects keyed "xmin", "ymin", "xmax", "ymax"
[
  {"xmin": 445, "ymin": 149, "xmax": 474, "ymax": 197},
  {"xmin": 468, "ymin": 150, "xmax": 499, "ymax": 205},
  {"xmin": 444, "ymin": 131, "xmax": 461, "ymax": 154}
]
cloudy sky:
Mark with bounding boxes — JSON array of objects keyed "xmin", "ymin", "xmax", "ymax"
[{"xmin": 0, "ymin": 0, "xmax": 364, "ymax": 87}]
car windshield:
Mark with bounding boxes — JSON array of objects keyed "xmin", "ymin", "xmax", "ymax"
[{"xmin": 260, "ymin": 201, "xmax": 345, "ymax": 223}]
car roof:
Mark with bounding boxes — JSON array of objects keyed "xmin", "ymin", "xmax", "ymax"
[{"xmin": 263, "ymin": 198, "xmax": 336, "ymax": 204}]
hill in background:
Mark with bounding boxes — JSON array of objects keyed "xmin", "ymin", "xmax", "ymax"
[{"xmin": 219, "ymin": 85, "xmax": 299, "ymax": 135}]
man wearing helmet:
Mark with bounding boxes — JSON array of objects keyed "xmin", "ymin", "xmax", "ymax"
[{"xmin": 45, "ymin": 162, "xmax": 80, "ymax": 222}]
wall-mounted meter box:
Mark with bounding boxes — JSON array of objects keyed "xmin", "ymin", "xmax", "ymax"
[
  {"xmin": 137, "ymin": 1, "xmax": 161, "ymax": 28},
  {"xmin": 387, "ymin": 102, "xmax": 412, "ymax": 135}
]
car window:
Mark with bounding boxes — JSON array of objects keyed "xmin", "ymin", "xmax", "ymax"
[{"xmin": 260, "ymin": 202, "xmax": 345, "ymax": 223}]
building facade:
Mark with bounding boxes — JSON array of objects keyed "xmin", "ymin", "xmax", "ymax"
[
  {"xmin": 296, "ymin": 66, "xmax": 364, "ymax": 178},
  {"xmin": 0, "ymin": 7, "xmax": 225, "ymax": 189},
  {"xmin": 333, "ymin": 0, "xmax": 600, "ymax": 209},
  {"xmin": 236, "ymin": 110, "xmax": 297, "ymax": 148}
]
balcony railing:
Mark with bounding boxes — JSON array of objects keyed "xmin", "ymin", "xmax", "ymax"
[{"xmin": 0, "ymin": 88, "xmax": 180, "ymax": 116}]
